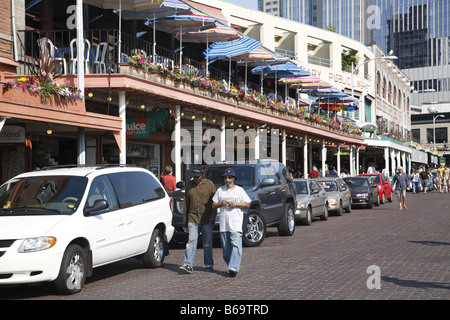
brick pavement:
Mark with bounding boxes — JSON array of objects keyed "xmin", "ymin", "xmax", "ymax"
[{"xmin": 1, "ymin": 190, "xmax": 449, "ymax": 302}]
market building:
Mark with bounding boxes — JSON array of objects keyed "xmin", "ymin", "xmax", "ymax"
[{"xmin": 0, "ymin": 0, "xmax": 430, "ymax": 184}]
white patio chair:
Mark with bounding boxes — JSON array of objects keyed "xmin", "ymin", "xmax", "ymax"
[
  {"xmin": 92, "ymin": 42, "xmax": 108, "ymax": 74},
  {"xmin": 37, "ymin": 37, "xmax": 67, "ymax": 74},
  {"xmin": 70, "ymin": 38, "xmax": 91, "ymax": 74}
]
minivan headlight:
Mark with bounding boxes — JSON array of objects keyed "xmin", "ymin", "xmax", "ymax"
[{"xmin": 18, "ymin": 237, "xmax": 57, "ymax": 253}]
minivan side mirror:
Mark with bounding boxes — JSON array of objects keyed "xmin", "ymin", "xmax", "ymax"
[{"xmin": 84, "ymin": 199, "xmax": 109, "ymax": 215}]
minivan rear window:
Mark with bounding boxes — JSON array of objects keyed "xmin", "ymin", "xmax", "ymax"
[{"xmin": 108, "ymin": 171, "xmax": 165, "ymax": 208}]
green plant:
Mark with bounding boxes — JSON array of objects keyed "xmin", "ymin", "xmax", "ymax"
[{"xmin": 342, "ymin": 49, "xmax": 359, "ymax": 73}]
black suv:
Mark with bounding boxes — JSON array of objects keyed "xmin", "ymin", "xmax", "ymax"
[{"xmin": 170, "ymin": 160, "xmax": 297, "ymax": 247}]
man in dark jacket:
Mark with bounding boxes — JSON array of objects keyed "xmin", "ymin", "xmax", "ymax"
[
  {"xmin": 179, "ymin": 165, "xmax": 216, "ymax": 274},
  {"xmin": 391, "ymin": 166, "xmax": 408, "ymax": 210}
]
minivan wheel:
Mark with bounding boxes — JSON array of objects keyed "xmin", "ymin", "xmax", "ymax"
[
  {"xmin": 243, "ymin": 210, "xmax": 266, "ymax": 247},
  {"xmin": 54, "ymin": 244, "xmax": 86, "ymax": 295},
  {"xmin": 143, "ymin": 228, "xmax": 165, "ymax": 268},
  {"xmin": 278, "ymin": 203, "xmax": 295, "ymax": 236}
]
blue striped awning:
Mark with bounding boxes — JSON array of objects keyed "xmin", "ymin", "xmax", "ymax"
[{"xmin": 203, "ymin": 36, "xmax": 262, "ymax": 60}]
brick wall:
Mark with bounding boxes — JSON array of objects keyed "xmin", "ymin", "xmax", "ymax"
[{"xmin": 0, "ymin": 0, "xmax": 12, "ymax": 61}]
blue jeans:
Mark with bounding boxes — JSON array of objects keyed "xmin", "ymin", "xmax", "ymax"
[
  {"xmin": 220, "ymin": 231, "xmax": 242, "ymax": 272},
  {"xmin": 183, "ymin": 222, "xmax": 214, "ymax": 268}
]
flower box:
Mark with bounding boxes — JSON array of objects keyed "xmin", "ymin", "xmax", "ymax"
[{"xmin": 1, "ymin": 87, "xmax": 85, "ymax": 112}]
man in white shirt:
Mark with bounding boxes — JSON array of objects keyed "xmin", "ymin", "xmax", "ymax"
[{"xmin": 212, "ymin": 168, "xmax": 251, "ymax": 277}]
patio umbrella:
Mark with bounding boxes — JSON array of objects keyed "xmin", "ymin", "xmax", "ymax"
[
  {"xmin": 203, "ymin": 36, "xmax": 262, "ymax": 85},
  {"xmin": 233, "ymin": 47, "xmax": 285, "ymax": 93},
  {"xmin": 237, "ymin": 51, "xmax": 289, "ymax": 94},
  {"xmin": 120, "ymin": 0, "xmax": 192, "ymax": 20},
  {"xmin": 175, "ymin": 25, "xmax": 240, "ymax": 76},
  {"xmin": 145, "ymin": 12, "xmax": 216, "ymax": 67},
  {"xmin": 278, "ymin": 76, "xmax": 321, "ymax": 84},
  {"xmin": 251, "ymin": 62, "xmax": 311, "ymax": 99},
  {"xmin": 85, "ymin": 0, "xmax": 169, "ymax": 65}
]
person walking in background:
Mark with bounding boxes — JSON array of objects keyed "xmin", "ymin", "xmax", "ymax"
[
  {"xmin": 212, "ymin": 168, "xmax": 250, "ymax": 277},
  {"xmin": 420, "ymin": 167, "xmax": 431, "ymax": 194},
  {"xmin": 443, "ymin": 165, "xmax": 450, "ymax": 193},
  {"xmin": 412, "ymin": 169, "xmax": 421, "ymax": 194},
  {"xmin": 179, "ymin": 165, "xmax": 217, "ymax": 274},
  {"xmin": 308, "ymin": 165, "xmax": 319, "ymax": 178},
  {"xmin": 160, "ymin": 166, "xmax": 176, "ymax": 191},
  {"xmin": 392, "ymin": 166, "xmax": 409, "ymax": 210},
  {"xmin": 437, "ymin": 164, "xmax": 445, "ymax": 192}
]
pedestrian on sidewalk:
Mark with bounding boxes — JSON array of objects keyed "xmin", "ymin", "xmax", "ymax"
[
  {"xmin": 437, "ymin": 164, "xmax": 445, "ymax": 192},
  {"xmin": 420, "ymin": 167, "xmax": 431, "ymax": 194},
  {"xmin": 412, "ymin": 169, "xmax": 421, "ymax": 194},
  {"xmin": 179, "ymin": 165, "xmax": 217, "ymax": 274},
  {"xmin": 160, "ymin": 166, "xmax": 176, "ymax": 191},
  {"xmin": 391, "ymin": 166, "xmax": 409, "ymax": 210},
  {"xmin": 443, "ymin": 165, "xmax": 450, "ymax": 193},
  {"xmin": 212, "ymin": 168, "xmax": 250, "ymax": 277}
]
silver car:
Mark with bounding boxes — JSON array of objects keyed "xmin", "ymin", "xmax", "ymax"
[
  {"xmin": 315, "ymin": 177, "xmax": 352, "ymax": 216},
  {"xmin": 293, "ymin": 178, "xmax": 329, "ymax": 225}
]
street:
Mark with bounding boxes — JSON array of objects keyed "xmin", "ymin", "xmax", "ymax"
[{"xmin": 1, "ymin": 190, "xmax": 449, "ymax": 303}]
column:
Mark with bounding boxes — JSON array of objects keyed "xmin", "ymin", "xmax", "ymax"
[
  {"xmin": 356, "ymin": 146, "xmax": 360, "ymax": 175},
  {"xmin": 77, "ymin": 128, "xmax": 86, "ymax": 165},
  {"xmin": 391, "ymin": 148, "xmax": 396, "ymax": 176},
  {"xmin": 221, "ymin": 116, "xmax": 226, "ymax": 162},
  {"xmin": 321, "ymin": 140, "xmax": 326, "ymax": 177},
  {"xmin": 119, "ymin": 91, "xmax": 126, "ymax": 165},
  {"xmin": 174, "ymin": 105, "xmax": 181, "ymax": 183},
  {"xmin": 303, "ymin": 134, "xmax": 308, "ymax": 178},
  {"xmin": 350, "ymin": 145, "xmax": 355, "ymax": 176},
  {"xmin": 384, "ymin": 147, "xmax": 390, "ymax": 178},
  {"xmin": 337, "ymin": 145, "xmax": 341, "ymax": 176},
  {"xmin": 282, "ymin": 129, "xmax": 286, "ymax": 166}
]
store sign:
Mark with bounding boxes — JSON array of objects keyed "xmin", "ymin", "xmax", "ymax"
[
  {"xmin": 126, "ymin": 109, "xmax": 170, "ymax": 140},
  {"xmin": 0, "ymin": 126, "xmax": 25, "ymax": 143}
]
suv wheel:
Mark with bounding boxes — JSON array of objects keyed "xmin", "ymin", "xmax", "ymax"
[
  {"xmin": 54, "ymin": 244, "xmax": 86, "ymax": 294},
  {"xmin": 243, "ymin": 210, "xmax": 266, "ymax": 247},
  {"xmin": 278, "ymin": 203, "xmax": 295, "ymax": 236},
  {"xmin": 143, "ymin": 228, "xmax": 165, "ymax": 268}
]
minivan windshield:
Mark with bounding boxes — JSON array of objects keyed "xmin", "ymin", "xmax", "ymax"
[{"xmin": 0, "ymin": 176, "xmax": 88, "ymax": 215}]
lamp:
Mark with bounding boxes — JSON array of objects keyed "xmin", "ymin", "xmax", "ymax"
[{"xmin": 47, "ymin": 124, "xmax": 53, "ymax": 135}]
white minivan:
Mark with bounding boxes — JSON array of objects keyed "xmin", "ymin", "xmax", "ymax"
[{"xmin": 0, "ymin": 165, "xmax": 174, "ymax": 294}]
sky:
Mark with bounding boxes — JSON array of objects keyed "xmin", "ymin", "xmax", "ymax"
[{"xmin": 222, "ymin": 0, "xmax": 258, "ymax": 10}]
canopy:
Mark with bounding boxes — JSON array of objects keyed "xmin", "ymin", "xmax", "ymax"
[
  {"xmin": 120, "ymin": 0, "xmax": 192, "ymax": 19},
  {"xmin": 203, "ymin": 36, "xmax": 262, "ymax": 60},
  {"xmin": 85, "ymin": 0, "xmax": 165, "ymax": 10},
  {"xmin": 251, "ymin": 62, "xmax": 311, "ymax": 78},
  {"xmin": 175, "ymin": 25, "xmax": 239, "ymax": 43}
]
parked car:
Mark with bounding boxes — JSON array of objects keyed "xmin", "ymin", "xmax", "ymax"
[
  {"xmin": 343, "ymin": 176, "xmax": 380, "ymax": 209},
  {"xmin": 170, "ymin": 160, "xmax": 297, "ymax": 247},
  {"xmin": 0, "ymin": 165, "xmax": 174, "ymax": 294},
  {"xmin": 358, "ymin": 173, "xmax": 393, "ymax": 203},
  {"xmin": 293, "ymin": 178, "xmax": 329, "ymax": 225},
  {"xmin": 315, "ymin": 177, "xmax": 352, "ymax": 215}
]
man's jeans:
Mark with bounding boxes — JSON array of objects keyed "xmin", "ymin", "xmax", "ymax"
[
  {"xmin": 183, "ymin": 222, "xmax": 214, "ymax": 268},
  {"xmin": 220, "ymin": 231, "xmax": 242, "ymax": 272}
]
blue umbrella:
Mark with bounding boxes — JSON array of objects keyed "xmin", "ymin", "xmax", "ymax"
[
  {"xmin": 203, "ymin": 36, "xmax": 262, "ymax": 60},
  {"xmin": 251, "ymin": 62, "xmax": 311, "ymax": 78},
  {"xmin": 251, "ymin": 62, "xmax": 311, "ymax": 99},
  {"xmin": 202, "ymin": 36, "xmax": 262, "ymax": 84}
]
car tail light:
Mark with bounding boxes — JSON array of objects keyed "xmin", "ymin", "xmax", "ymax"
[{"xmin": 169, "ymin": 198, "xmax": 173, "ymax": 212}]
